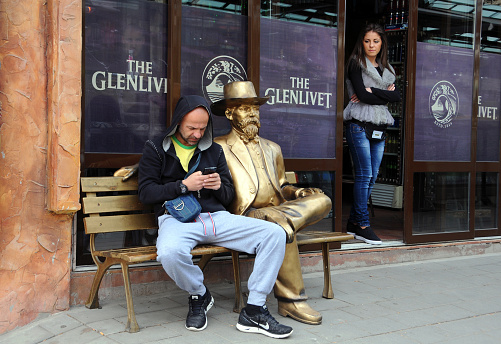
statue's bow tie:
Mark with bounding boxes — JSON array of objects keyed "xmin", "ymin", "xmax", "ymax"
[{"xmin": 240, "ymin": 135, "xmax": 259, "ymax": 144}]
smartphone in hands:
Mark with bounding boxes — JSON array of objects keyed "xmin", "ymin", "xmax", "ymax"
[{"xmin": 203, "ymin": 167, "xmax": 217, "ymax": 175}]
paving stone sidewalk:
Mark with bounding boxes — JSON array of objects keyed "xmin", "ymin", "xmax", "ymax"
[{"xmin": 2, "ymin": 253, "xmax": 501, "ymax": 344}]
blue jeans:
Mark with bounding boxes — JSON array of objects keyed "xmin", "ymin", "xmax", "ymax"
[{"xmin": 345, "ymin": 122, "xmax": 385, "ymax": 227}]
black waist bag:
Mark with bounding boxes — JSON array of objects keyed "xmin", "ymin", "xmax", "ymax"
[
  {"xmin": 352, "ymin": 119, "xmax": 387, "ymax": 141},
  {"xmin": 364, "ymin": 122, "xmax": 387, "ymax": 141}
]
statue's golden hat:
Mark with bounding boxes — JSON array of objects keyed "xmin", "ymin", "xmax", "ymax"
[{"xmin": 211, "ymin": 81, "xmax": 269, "ymax": 116}]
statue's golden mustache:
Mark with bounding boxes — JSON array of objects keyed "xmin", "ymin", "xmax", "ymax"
[{"xmin": 238, "ymin": 117, "xmax": 261, "ymax": 129}]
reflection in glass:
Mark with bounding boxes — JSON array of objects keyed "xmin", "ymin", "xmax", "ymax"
[
  {"xmin": 477, "ymin": 1, "xmax": 501, "ymax": 161},
  {"xmin": 481, "ymin": 1, "xmax": 501, "ymax": 54},
  {"xmin": 84, "ymin": 0, "xmax": 168, "ymax": 154},
  {"xmin": 418, "ymin": 0, "xmax": 475, "ymax": 49},
  {"xmin": 295, "ymin": 171, "xmax": 335, "ymax": 230},
  {"xmin": 259, "ymin": 1, "xmax": 338, "ymax": 159},
  {"xmin": 182, "ymin": 0, "xmax": 245, "ymax": 14},
  {"xmin": 413, "ymin": 172, "xmax": 469, "ymax": 234},
  {"xmin": 261, "ymin": 0, "xmax": 337, "ymax": 27},
  {"xmin": 475, "ymin": 172, "xmax": 498, "ymax": 230}
]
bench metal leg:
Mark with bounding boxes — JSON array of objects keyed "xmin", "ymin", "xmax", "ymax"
[
  {"xmin": 85, "ymin": 258, "xmax": 115, "ymax": 309},
  {"xmin": 231, "ymin": 251, "xmax": 244, "ymax": 313},
  {"xmin": 121, "ymin": 262, "xmax": 140, "ymax": 333},
  {"xmin": 198, "ymin": 254, "xmax": 216, "ymax": 271},
  {"xmin": 321, "ymin": 242, "xmax": 334, "ymax": 299}
]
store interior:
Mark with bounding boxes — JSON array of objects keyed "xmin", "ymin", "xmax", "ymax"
[{"xmin": 341, "ymin": 0, "xmax": 407, "ymax": 243}]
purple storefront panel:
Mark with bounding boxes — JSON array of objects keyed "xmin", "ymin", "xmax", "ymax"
[
  {"xmin": 477, "ymin": 52, "xmax": 501, "ymax": 162},
  {"xmin": 181, "ymin": 7, "xmax": 248, "ymax": 138},
  {"xmin": 259, "ymin": 18, "xmax": 337, "ymax": 159},
  {"xmin": 84, "ymin": 0, "xmax": 168, "ymax": 154},
  {"xmin": 414, "ymin": 42, "xmax": 473, "ymax": 161}
]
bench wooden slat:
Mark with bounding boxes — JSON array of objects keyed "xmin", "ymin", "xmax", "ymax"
[
  {"xmin": 81, "ymin": 176, "xmax": 138, "ymax": 192},
  {"xmin": 102, "ymin": 250, "xmax": 158, "ymax": 263},
  {"xmin": 94, "ymin": 247, "xmax": 157, "ymax": 256},
  {"xmin": 191, "ymin": 245, "xmax": 232, "ymax": 255},
  {"xmin": 83, "ymin": 213, "xmax": 158, "ymax": 234},
  {"xmin": 94, "ymin": 245, "xmax": 233, "ymax": 264},
  {"xmin": 297, "ymin": 231, "xmax": 354, "ymax": 246},
  {"xmin": 82, "ymin": 194, "xmax": 149, "ymax": 214}
]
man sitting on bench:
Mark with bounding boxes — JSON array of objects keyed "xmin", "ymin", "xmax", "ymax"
[
  {"xmin": 137, "ymin": 94, "xmax": 293, "ymax": 339},
  {"xmin": 212, "ymin": 81, "xmax": 332, "ymax": 325}
]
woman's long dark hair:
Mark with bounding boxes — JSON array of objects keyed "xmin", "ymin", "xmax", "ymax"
[{"xmin": 347, "ymin": 23, "xmax": 393, "ymax": 75}]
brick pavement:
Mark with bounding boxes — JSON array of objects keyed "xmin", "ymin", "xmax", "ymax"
[{"xmin": 2, "ymin": 253, "xmax": 501, "ymax": 344}]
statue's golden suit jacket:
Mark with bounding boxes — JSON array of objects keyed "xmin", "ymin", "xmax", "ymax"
[{"xmin": 215, "ymin": 130, "xmax": 289, "ymax": 215}]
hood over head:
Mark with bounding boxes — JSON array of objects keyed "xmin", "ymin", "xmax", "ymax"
[{"xmin": 162, "ymin": 95, "xmax": 214, "ymax": 152}]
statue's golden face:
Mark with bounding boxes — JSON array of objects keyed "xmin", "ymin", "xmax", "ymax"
[
  {"xmin": 230, "ymin": 104, "xmax": 259, "ymax": 121},
  {"xmin": 227, "ymin": 104, "xmax": 261, "ymax": 139}
]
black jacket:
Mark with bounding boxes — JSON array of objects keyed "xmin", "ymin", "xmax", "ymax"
[{"xmin": 138, "ymin": 95, "xmax": 234, "ymax": 219}]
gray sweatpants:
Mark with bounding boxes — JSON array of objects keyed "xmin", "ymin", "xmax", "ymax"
[{"xmin": 156, "ymin": 211, "xmax": 286, "ymax": 306}]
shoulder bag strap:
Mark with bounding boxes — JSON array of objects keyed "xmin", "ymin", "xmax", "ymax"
[{"xmin": 185, "ymin": 153, "xmax": 201, "ymax": 178}]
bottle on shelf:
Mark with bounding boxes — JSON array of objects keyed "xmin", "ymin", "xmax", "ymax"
[
  {"xmin": 401, "ymin": 0, "xmax": 407, "ymax": 24},
  {"xmin": 394, "ymin": 0, "xmax": 400, "ymax": 25},
  {"xmin": 389, "ymin": 0, "xmax": 394, "ymax": 25}
]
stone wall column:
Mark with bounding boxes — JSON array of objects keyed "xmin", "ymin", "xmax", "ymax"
[
  {"xmin": 0, "ymin": 0, "xmax": 82, "ymax": 334},
  {"xmin": 46, "ymin": 0, "xmax": 82, "ymax": 213}
]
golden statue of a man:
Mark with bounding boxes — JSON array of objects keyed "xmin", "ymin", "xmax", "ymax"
[{"xmin": 212, "ymin": 81, "xmax": 332, "ymax": 325}]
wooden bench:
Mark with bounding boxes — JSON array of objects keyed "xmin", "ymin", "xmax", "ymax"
[
  {"xmin": 80, "ymin": 176, "xmax": 243, "ymax": 333},
  {"xmin": 80, "ymin": 175, "xmax": 353, "ymax": 333}
]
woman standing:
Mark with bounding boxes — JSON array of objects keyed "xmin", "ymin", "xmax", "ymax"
[{"xmin": 344, "ymin": 23, "xmax": 401, "ymax": 245}]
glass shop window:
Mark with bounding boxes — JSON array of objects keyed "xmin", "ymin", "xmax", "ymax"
[
  {"xmin": 83, "ymin": 0, "xmax": 168, "ymax": 155},
  {"xmin": 78, "ymin": 0, "xmax": 168, "ymax": 267},
  {"xmin": 259, "ymin": 1, "xmax": 338, "ymax": 232},
  {"xmin": 476, "ymin": 2, "xmax": 500, "ymax": 232},
  {"xmin": 413, "ymin": 172, "xmax": 470, "ymax": 234},
  {"xmin": 259, "ymin": 0, "xmax": 338, "ymax": 160},
  {"xmin": 413, "ymin": 0, "xmax": 475, "ymax": 162},
  {"xmin": 181, "ymin": 0, "xmax": 249, "ymax": 137},
  {"xmin": 475, "ymin": 172, "xmax": 498, "ymax": 230},
  {"xmin": 418, "ymin": 0, "xmax": 475, "ymax": 48},
  {"xmin": 477, "ymin": 1, "xmax": 501, "ymax": 162}
]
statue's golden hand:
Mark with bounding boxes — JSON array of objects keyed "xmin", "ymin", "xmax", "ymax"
[
  {"xmin": 294, "ymin": 187, "xmax": 324, "ymax": 198},
  {"xmin": 114, "ymin": 163, "xmax": 139, "ymax": 181}
]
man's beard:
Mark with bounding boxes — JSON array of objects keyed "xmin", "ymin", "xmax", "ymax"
[{"xmin": 239, "ymin": 118, "xmax": 260, "ymax": 140}]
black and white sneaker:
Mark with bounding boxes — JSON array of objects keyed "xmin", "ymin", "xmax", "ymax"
[
  {"xmin": 236, "ymin": 305, "xmax": 293, "ymax": 339},
  {"xmin": 346, "ymin": 221, "xmax": 357, "ymax": 234},
  {"xmin": 348, "ymin": 225, "xmax": 382, "ymax": 245},
  {"xmin": 185, "ymin": 289, "xmax": 214, "ymax": 331}
]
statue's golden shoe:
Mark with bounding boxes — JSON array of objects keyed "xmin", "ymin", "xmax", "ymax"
[
  {"xmin": 113, "ymin": 163, "xmax": 139, "ymax": 181},
  {"xmin": 278, "ymin": 300, "xmax": 322, "ymax": 325}
]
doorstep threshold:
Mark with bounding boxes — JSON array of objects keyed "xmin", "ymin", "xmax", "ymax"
[
  {"xmin": 341, "ymin": 240, "xmax": 405, "ymax": 250},
  {"xmin": 341, "ymin": 235, "xmax": 501, "ymax": 251}
]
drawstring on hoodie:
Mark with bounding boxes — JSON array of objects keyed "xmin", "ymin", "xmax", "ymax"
[{"xmin": 196, "ymin": 212, "xmax": 216, "ymax": 236}]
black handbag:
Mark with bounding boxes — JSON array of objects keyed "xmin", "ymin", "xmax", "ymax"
[{"xmin": 163, "ymin": 155, "xmax": 202, "ymax": 223}]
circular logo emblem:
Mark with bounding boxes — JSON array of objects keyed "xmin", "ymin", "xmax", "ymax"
[
  {"xmin": 429, "ymin": 81, "xmax": 459, "ymax": 128},
  {"xmin": 202, "ymin": 55, "xmax": 247, "ymax": 104}
]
